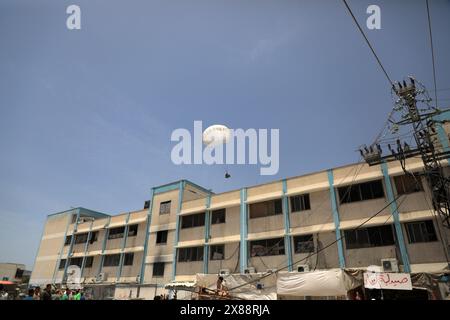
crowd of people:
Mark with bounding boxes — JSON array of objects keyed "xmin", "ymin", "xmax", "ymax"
[{"xmin": 23, "ymin": 284, "xmax": 86, "ymax": 300}]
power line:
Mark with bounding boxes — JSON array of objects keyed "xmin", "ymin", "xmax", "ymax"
[
  {"xmin": 227, "ymin": 193, "xmax": 402, "ymax": 292},
  {"xmin": 341, "ymin": 0, "xmax": 394, "ymax": 87},
  {"xmin": 426, "ymin": 0, "xmax": 438, "ymax": 109}
]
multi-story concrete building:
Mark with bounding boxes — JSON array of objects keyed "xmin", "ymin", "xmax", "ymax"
[
  {"xmin": 29, "ymin": 123, "xmax": 450, "ymax": 299},
  {"xmin": 0, "ymin": 263, "xmax": 28, "ymax": 283}
]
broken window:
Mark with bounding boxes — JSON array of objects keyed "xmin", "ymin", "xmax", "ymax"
[
  {"xmin": 64, "ymin": 235, "xmax": 72, "ymax": 246},
  {"xmin": 124, "ymin": 253, "xmax": 134, "ymax": 266},
  {"xmin": 153, "ymin": 262, "xmax": 165, "ymax": 277},
  {"xmin": 84, "ymin": 256, "xmax": 94, "ymax": 268},
  {"xmin": 249, "ymin": 199, "xmax": 283, "ymax": 219},
  {"xmin": 69, "ymin": 257, "xmax": 83, "ymax": 268},
  {"xmin": 293, "ymin": 234, "xmax": 314, "ymax": 253},
  {"xmin": 338, "ymin": 180, "xmax": 384, "ymax": 204},
  {"xmin": 74, "ymin": 233, "xmax": 89, "ymax": 244},
  {"xmin": 128, "ymin": 224, "xmax": 138, "ymax": 237},
  {"xmin": 103, "ymin": 254, "xmax": 121, "ymax": 267},
  {"xmin": 108, "ymin": 226, "xmax": 125, "ymax": 240},
  {"xmin": 89, "ymin": 231, "xmax": 98, "ymax": 244},
  {"xmin": 394, "ymin": 174, "xmax": 424, "ymax": 195},
  {"xmin": 344, "ymin": 225, "xmax": 395, "ymax": 249},
  {"xmin": 405, "ymin": 220, "xmax": 437, "ymax": 243},
  {"xmin": 210, "ymin": 245, "xmax": 225, "ymax": 260},
  {"xmin": 211, "ymin": 209, "xmax": 226, "ymax": 224},
  {"xmin": 290, "ymin": 194, "xmax": 311, "ymax": 212},
  {"xmin": 181, "ymin": 213, "xmax": 205, "ymax": 229},
  {"xmin": 178, "ymin": 246, "xmax": 204, "ymax": 262},
  {"xmin": 250, "ymin": 238, "xmax": 285, "ymax": 257},
  {"xmin": 159, "ymin": 201, "xmax": 171, "ymax": 214},
  {"xmin": 59, "ymin": 259, "xmax": 66, "ymax": 270},
  {"xmin": 156, "ymin": 230, "xmax": 168, "ymax": 244}
]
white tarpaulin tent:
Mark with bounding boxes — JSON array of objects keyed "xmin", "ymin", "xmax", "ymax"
[
  {"xmin": 195, "ymin": 273, "xmax": 278, "ymax": 300},
  {"xmin": 277, "ymin": 269, "xmax": 362, "ymax": 297}
]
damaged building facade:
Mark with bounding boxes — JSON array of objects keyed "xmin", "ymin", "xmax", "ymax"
[{"xmin": 29, "ymin": 127, "xmax": 450, "ymax": 299}]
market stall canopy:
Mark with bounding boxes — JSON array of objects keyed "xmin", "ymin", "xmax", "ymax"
[
  {"xmin": 277, "ymin": 269, "xmax": 362, "ymax": 297},
  {"xmin": 0, "ymin": 280, "xmax": 15, "ymax": 285}
]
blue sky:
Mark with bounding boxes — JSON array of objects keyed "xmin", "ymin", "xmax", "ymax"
[{"xmin": 0, "ymin": 0, "xmax": 449, "ymax": 269}]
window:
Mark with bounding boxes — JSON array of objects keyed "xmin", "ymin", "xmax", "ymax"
[
  {"xmin": 249, "ymin": 199, "xmax": 283, "ymax": 219},
  {"xmin": 59, "ymin": 259, "xmax": 67, "ymax": 270},
  {"xmin": 74, "ymin": 233, "xmax": 89, "ymax": 244},
  {"xmin": 144, "ymin": 200, "xmax": 151, "ymax": 209},
  {"xmin": 84, "ymin": 256, "xmax": 94, "ymax": 268},
  {"xmin": 344, "ymin": 225, "xmax": 395, "ymax": 249},
  {"xmin": 178, "ymin": 246, "xmax": 204, "ymax": 262},
  {"xmin": 210, "ymin": 245, "xmax": 225, "ymax": 260},
  {"xmin": 128, "ymin": 224, "xmax": 138, "ymax": 237},
  {"xmin": 69, "ymin": 257, "xmax": 83, "ymax": 268},
  {"xmin": 394, "ymin": 174, "xmax": 423, "ymax": 195},
  {"xmin": 108, "ymin": 226, "xmax": 125, "ymax": 240},
  {"xmin": 153, "ymin": 262, "xmax": 165, "ymax": 277},
  {"xmin": 181, "ymin": 213, "xmax": 205, "ymax": 229},
  {"xmin": 405, "ymin": 220, "xmax": 437, "ymax": 243},
  {"xmin": 64, "ymin": 235, "xmax": 72, "ymax": 246},
  {"xmin": 159, "ymin": 201, "xmax": 171, "ymax": 214},
  {"xmin": 293, "ymin": 235, "xmax": 314, "ymax": 253},
  {"xmin": 103, "ymin": 254, "xmax": 121, "ymax": 267},
  {"xmin": 71, "ymin": 214, "xmax": 78, "ymax": 224},
  {"xmin": 211, "ymin": 209, "xmax": 226, "ymax": 224},
  {"xmin": 250, "ymin": 238, "xmax": 285, "ymax": 257},
  {"xmin": 156, "ymin": 230, "xmax": 168, "ymax": 244},
  {"xmin": 338, "ymin": 180, "xmax": 384, "ymax": 204},
  {"xmin": 124, "ymin": 253, "xmax": 134, "ymax": 266},
  {"xmin": 290, "ymin": 194, "xmax": 311, "ymax": 212},
  {"xmin": 89, "ymin": 231, "xmax": 98, "ymax": 244},
  {"xmin": 15, "ymin": 269, "xmax": 24, "ymax": 279}
]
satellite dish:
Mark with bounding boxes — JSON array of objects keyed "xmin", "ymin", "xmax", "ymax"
[
  {"xmin": 202, "ymin": 124, "xmax": 231, "ymax": 146},
  {"xmin": 66, "ymin": 265, "xmax": 81, "ymax": 290}
]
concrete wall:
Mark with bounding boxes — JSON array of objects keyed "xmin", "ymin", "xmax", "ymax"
[
  {"xmin": 30, "ymin": 211, "xmax": 74, "ymax": 285},
  {"xmin": 210, "ymin": 206, "xmax": 240, "ymax": 239},
  {"xmin": 290, "ymin": 190, "xmax": 332, "ymax": 228}
]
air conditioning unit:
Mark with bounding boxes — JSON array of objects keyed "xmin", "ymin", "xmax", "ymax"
[
  {"xmin": 297, "ymin": 264, "xmax": 310, "ymax": 273},
  {"xmin": 381, "ymin": 259, "xmax": 399, "ymax": 272},
  {"xmin": 219, "ymin": 269, "xmax": 230, "ymax": 275},
  {"xmin": 244, "ymin": 267, "xmax": 256, "ymax": 274},
  {"xmin": 96, "ymin": 272, "xmax": 107, "ymax": 283}
]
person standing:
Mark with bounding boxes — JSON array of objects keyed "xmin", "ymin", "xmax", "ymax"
[
  {"xmin": 61, "ymin": 288, "xmax": 70, "ymax": 300},
  {"xmin": 33, "ymin": 286, "xmax": 41, "ymax": 300},
  {"xmin": 24, "ymin": 289, "xmax": 34, "ymax": 300},
  {"xmin": 73, "ymin": 289, "xmax": 81, "ymax": 300},
  {"xmin": 41, "ymin": 284, "xmax": 52, "ymax": 300}
]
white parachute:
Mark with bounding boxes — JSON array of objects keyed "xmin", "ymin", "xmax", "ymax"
[{"xmin": 202, "ymin": 124, "xmax": 231, "ymax": 146}]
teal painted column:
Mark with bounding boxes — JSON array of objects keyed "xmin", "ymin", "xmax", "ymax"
[
  {"xmin": 116, "ymin": 212, "xmax": 131, "ymax": 281},
  {"xmin": 139, "ymin": 189, "xmax": 154, "ymax": 284},
  {"xmin": 381, "ymin": 162, "xmax": 411, "ymax": 273},
  {"xmin": 62, "ymin": 208, "xmax": 81, "ymax": 283},
  {"xmin": 282, "ymin": 179, "xmax": 293, "ymax": 271},
  {"xmin": 97, "ymin": 216, "xmax": 111, "ymax": 276},
  {"xmin": 80, "ymin": 219, "xmax": 94, "ymax": 278},
  {"xmin": 172, "ymin": 181, "xmax": 186, "ymax": 279},
  {"xmin": 52, "ymin": 210, "xmax": 76, "ymax": 285},
  {"xmin": 434, "ymin": 111, "xmax": 450, "ymax": 165},
  {"xmin": 203, "ymin": 194, "xmax": 212, "ymax": 274},
  {"xmin": 239, "ymin": 188, "xmax": 248, "ymax": 273},
  {"xmin": 327, "ymin": 170, "xmax": 346, "ymax": 269}
]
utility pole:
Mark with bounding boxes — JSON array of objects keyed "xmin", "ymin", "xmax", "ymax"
[{"xmin": 359, "ymin": 77, "xmax": 450, "ymax": 228}]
